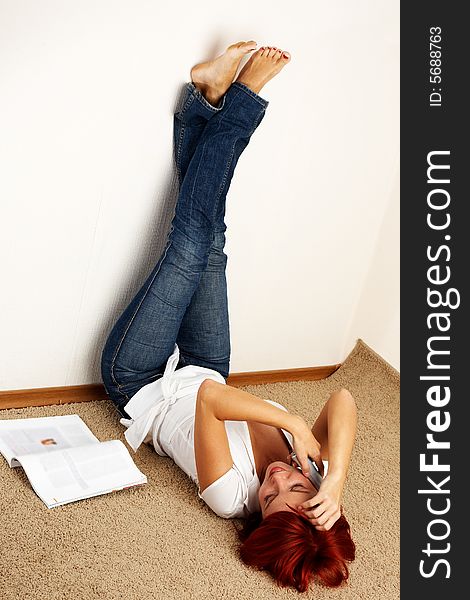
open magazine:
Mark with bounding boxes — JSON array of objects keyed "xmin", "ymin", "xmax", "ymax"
[{"xmin": 0, "ymin": 414, "xmax": 147, "ymax": 508}]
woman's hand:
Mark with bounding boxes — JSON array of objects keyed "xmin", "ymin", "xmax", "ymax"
[
  {"xmin": 289, "ymin": 415, "xmax": 324, "ymax": 477},
  {"xmin": 297, "ymin": 472, "xmax": 344, "ymax": 531}
]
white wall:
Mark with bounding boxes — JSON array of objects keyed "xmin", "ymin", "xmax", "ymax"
[
  {"xmin": 342, "ymin": 168, "xmax": 400, "ymax": 370},
  {"xmin": 0, "ymin": 0, "xmax": 400, "ymax": 391}
]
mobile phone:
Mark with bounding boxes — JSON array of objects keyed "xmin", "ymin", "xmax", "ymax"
[{"xmin": 290, "ymin": 453, "xmax": 323, "ymax": 489}]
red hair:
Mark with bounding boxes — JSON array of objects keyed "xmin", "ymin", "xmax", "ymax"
[{"xmin": 234, "ymin": 510, "xmax": 355, "ymax": 593}]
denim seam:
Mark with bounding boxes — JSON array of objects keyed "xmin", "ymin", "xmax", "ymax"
[
  {"xmin": 179, "ymin": 87, "xmax": 197, "ymax": 117},
  {"xmin": 175, "ymin": 91, "xmax": 197, "ymax": 182},
  {"xmin": 249, "ymin": 111, "xmax": 265, "ymax": 137},
  {"xmin": 109, "ymin": 230, "xmax": 176, "ymax": 398},
  {"xmin": 216, "ymin": 139, "xmax": 237, "ymax": 211},
  {"xmin": 175, "ymin": 121, "xmax": 186, "ymax": 184}
]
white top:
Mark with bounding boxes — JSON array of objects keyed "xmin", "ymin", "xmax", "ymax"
[{"xmin": 120, "ymin": 343, "xmax": 323, "ymax": 519}]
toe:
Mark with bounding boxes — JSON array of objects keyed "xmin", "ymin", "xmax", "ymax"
[
  {"xmin": 240, "ymin": 40, "xmax": 256, "ymax": 49},
  {"xmin": 281, "ymin": 51, "xmax": 291, "ymax": 61}
]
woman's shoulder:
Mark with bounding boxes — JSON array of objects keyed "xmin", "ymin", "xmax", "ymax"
[
  {"xmin": 197, "ymin": 418, "xmax": 262, "ymax": 519},
  {"xmin": 197, "ymin": 464, "xmax": 251, "ymax": 519}
]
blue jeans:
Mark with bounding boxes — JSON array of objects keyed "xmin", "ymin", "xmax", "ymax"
[{"xmin": 100, "ymin": 81, "xmax": 269, "ymax": 418}]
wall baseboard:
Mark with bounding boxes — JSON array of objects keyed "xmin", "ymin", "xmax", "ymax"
[
  {"xmin": 226, "ymin": 364, "xmax": 341, "ymax": 387},
  {"xmin": 0, "ymin": 364, "xmax": 341, "ymax": 411}
]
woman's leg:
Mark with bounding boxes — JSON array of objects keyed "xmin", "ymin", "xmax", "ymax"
[
  {"xmin": 172, "ymin": 83, "xmax": 232, "ymax": 377},
  {"xmin": 141, "ymin": 43, "xmax": 257, "ymax": 379},
  {"xmin": 173, "ymin": 40, "xmax": 258, "ymax": 184},
  {"xmin": 101, "ymin": 43, "xmax": 290, "ymax": 416},
  {"xmin": 174, "ymin": 46, "xmax": 292, "ymax": 378},
  {"xmin": 101, "ymin": 81, "xmax": 269, "ymax": 417},
  {"xmin": 174, "ymin": 84, "xmax": 215, "ymax": 186}
]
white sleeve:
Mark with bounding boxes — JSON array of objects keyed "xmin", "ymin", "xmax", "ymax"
[{"xmin": 198, "ymin": 465, "xmax": 247, "ymax": 519}]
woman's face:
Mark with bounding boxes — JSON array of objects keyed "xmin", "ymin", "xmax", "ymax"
[{"xmin": 258, "ymin": 461, "xmax": 317, "ymax": 518}]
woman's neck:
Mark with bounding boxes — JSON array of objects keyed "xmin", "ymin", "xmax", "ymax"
[{"xmin": 246, "ymin": 420, "xmax": 292, "ymax": 481}]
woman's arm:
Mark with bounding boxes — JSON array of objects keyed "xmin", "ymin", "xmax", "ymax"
[
  {"xmin": 194, "ymin": 379, "xmax": 319, "ymax": 492},
  {"xmin": 298, "ymin": 388, "xmax": 357, "ymax": 531}
]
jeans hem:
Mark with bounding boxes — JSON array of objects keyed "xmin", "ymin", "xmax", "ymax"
[
  {"xmin": 186, "ymin": 81, "xmax": 226, "ymax": 112},
  {"xmin": 230, "ymin": 81, "xmax": 269, "ymax": 108}
]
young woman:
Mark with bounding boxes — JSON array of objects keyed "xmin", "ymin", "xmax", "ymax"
[{"xmin": 101, "ymin": 42, "xmax": 357, "ymax": 592}]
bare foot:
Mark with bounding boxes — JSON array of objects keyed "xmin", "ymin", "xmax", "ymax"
[
  {"xmin": 235, "ymin": 46, "xmax": 291, "ymax": 94},
  {"xmin": 191, "ymin": 41, "xmax": 257, "ymax": 106}
]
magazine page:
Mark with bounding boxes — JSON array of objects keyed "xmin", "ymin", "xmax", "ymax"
[
  {"xmin": 17, "ymin": 439, "xmax": 147, "ymax": 508},
  {"xmin": 0, "ymin": 415, "xmax": 100, "ymax": 467}
]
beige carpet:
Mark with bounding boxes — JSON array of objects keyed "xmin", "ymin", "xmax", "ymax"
[{"xmin": 0, "ymin": 339, "xmax": 399, "ymax": 599}]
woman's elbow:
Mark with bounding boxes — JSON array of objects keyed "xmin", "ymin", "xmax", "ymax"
[
  {"xmin": 198, "ymin": 378, "xmax": 215, "ymax": 401},
  {"xmin": 339, "ymin": 387, "xmax": 355, "ymax": 400},
  {"xmin": 197, "ymin": 378, "xmax": 222, "ymax": 405},
  {"xmin": 332, "ymin": 387, "xmax": 357, "ymax": 409}
]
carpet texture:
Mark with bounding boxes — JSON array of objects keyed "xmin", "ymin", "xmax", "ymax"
[{"xmin": 0, "ymin": 339, "xmax": 399, "ymax": 599}]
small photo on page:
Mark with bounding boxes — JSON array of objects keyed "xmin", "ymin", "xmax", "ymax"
[{"xmin": 0, "ymin": 427, "xmax": 70, "ymax": 457}]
